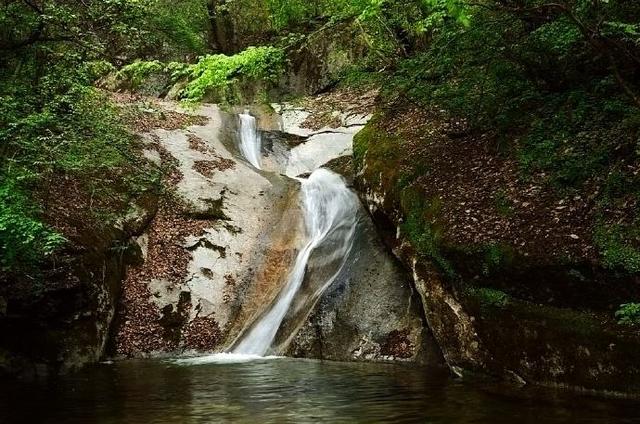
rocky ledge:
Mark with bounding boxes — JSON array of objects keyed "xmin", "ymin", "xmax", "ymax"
[{"xmin": 353, "ymin": 104, "xmax": 640, "ymax": 396}]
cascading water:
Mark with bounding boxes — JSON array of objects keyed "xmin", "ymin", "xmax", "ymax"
[
  {"xmin": 233, "ymin": 169, "xmax": 359, "ymax": 356},
  {"xmin": 238, "ymin": 111, "xmax": 262, "ymax": 169}
]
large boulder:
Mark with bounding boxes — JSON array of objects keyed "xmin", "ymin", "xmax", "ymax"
[{"xmin": 353, "ymin": 105, "xmax": 640, "ymax": 395}]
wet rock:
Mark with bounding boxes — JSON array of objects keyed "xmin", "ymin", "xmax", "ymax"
[{"xmin": 284, "ymin": 205, "xmax": 443, "ymax": 366}]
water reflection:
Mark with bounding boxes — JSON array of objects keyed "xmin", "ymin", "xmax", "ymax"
[{"xmin": 1, "ymin": 358, "xmax": 639, "ymax": 423}]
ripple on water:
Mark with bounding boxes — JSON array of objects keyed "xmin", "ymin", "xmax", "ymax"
[{"xmin": 1, "ymin": 351, "xmax": 640, "ymax": 423}]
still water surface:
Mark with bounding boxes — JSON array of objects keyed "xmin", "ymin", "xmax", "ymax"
[{"xmin": 1, "ymin": 357, "xmax": 639, "ymax": 423}]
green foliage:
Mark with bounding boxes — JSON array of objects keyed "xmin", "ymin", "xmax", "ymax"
[
  {"xmin": 595, "ymin": 224, "xmax": 640, "ymax": 274},
  {"xmin": 183, "ymin": 46, "xmax": 285, "ymax": 100},
  {"xmin": 180, "ymin": 46, "xmax": 285, "ymax": 101},
  {"xmin": 0, "ymin": 0, "xmax": 234, "ymax": 274},
  {"xmin": 530, "ymin": 19, "xmax": 581, "ymax": 55},
  {"xmin": 1, "ymin": 0, "xmax": 209, "ymax": 65},
  {"xmin": 338, "ymin": 66, "xmax": 383, "ymax": 88},
  {"xmin": 1, "ymin": 63, "xmax": 157, "ymax": 271},
  {"xmin": 118, "ymin": 61, "xmax": 165, "ymax": 88},
  {"xmin": 615, "ymin": 303, "xmax": 640, "ymax": 326},
  {"xmin": 0, "ymin": 179, "xmax": 66, "ymax": 271},
  {"xmin": 111, "ymin": 46, "xmax": 286, "ymax": 102},
  {"xmin": 482, "ymin": 243, "xmax": 513, "ymax": 276},
  {"xmin": 165, "ymin": 62, "xmax": 193, "ymax": 82},
  {"xmin": 147, "ymin": 0, "xmax": 210, "ymax": 57},
  {"xmin": 470, "ymin": 287, "xmax": 510, "ymax": 309},
  {"xmin": 364, "ymin": 0, "xmax": 640, "ymax": 274},
  {"xmin": 267, "ymin": 0, "xmax": 315, "ymax": 30},
  {"xmin": 84, "ymin": 61, "xmax": 118, "ymax": 81}
]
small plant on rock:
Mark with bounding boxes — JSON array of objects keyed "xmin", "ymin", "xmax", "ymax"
[
  {"xmin": 615, "ymin": 303, "xmax": 640, "ymax": 326},
  {"xmin": 470, "ymin": 287, "xmax": 510, "ymax": 309}
]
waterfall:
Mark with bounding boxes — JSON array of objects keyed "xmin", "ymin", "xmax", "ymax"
[
  {"xmin": 233, "ymin": 169, "xmax": 359, "ymax": 355},
  {"xmin": 238, "ymin": 111, "xmax": 262, "ymax": 169}
]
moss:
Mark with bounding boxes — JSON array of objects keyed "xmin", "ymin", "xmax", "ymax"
[
  {"xmin": 396, "ymin": 162, "xmax": 429, "ymax": 191},
  {"xmin": 465, "ymin": 284, "xmax": 606, "ymax": 340},
  {"xmin": 353, "ymin": 116, "xmax": 403, "ymax": 187},
  {"xmin": 399, "ymin": 186, "xmax": 455, "ymax": 277},
  {"xmin": 352, "ymin": 124, "xmax": 370, "ymax": 169},
  {"xmin": 355, "ymin": 117, "xmax": 455, "ymax": 276},
  {"xmin": 466, "ymin": 287, "xmax": 510, "ymax": 309}
]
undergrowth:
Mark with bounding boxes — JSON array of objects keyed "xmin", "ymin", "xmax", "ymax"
[
  {"xmin": 349, "ymin": 2, "xmax": 640, "ymax": 276},
  {"xmin": 615, "ymin": 303, "xmax": 640, "ymax": 326},
  {"xmin": 1, "ymin": 71, "xmax": 159, "ymax": 273},
  {"xmin": 115, "ymin": 46, "xmax": 285, "ymax": 103}
]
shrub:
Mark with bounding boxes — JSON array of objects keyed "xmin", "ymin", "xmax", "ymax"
[
  {"xmin": 118, "ymin": 60, "xmax": 165, "ymax": 88},
  {"xmin": 0, "ymin": 179, "xmax": 66, "ymax": 271},
  {"xmin": 615, "ymin": 303, "xmax": 640, "ymax": 326},
  {"xmin": 595, "ymin": 224, "xmax": 640, "ymax": 274},
  {"xmin": 181, "ymin": 46, "xmax": 285, "ymax": 102}
]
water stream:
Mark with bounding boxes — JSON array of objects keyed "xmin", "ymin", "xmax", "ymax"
[
  {"xmin": 238, "ymin": 111, "xmax": 262, "ymax": 169},
  {"xmin": 230, "ymin": 111, "xmax": 361, "ymax": 356},
  {"xmin": 233, "ymin": 169, "xmax": 359, "ymax": 355}
]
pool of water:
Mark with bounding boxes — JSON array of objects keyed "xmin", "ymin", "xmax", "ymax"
[{"xmin": 1, "ymin": 357, "xmax": 639, "ymax": 423}]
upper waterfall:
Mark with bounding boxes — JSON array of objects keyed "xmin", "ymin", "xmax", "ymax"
[
  {"xmin": 233, "ymin": 169, "xmax": 359, "ymax": 355},
  {"xmin": 239, "ymin": 111, "xmax": 262, "ymax": 169}
]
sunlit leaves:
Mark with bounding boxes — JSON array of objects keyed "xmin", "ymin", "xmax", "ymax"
[{"xmin": 182, "ymin": 46, "xmax": 285, "ymax": 101}]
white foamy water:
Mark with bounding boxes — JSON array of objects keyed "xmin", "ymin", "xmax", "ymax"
[
  {"xmin": 174, "ymin": 353, "xmax": 281, "ymax": 365},
  {"xmin": 239, "ymin": 112, "xmax": 262, "ymax": 169},
  {"xmin": 233, "ymin": 169, "xmax": 359, "ymax": 355}
]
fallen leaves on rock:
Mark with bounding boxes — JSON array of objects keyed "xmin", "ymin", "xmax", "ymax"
[
  {"xmin": 183, "ymin": 317, "xmax": 222, "ymax": 351},
  {"xmin": 300, "ymin": 87, "xmax": 378, "ymax": 130},
  {"xmin": 111, "ymin": 92, "xmax": 208, "ymax": 133},
  {"xmin": 380, "ymin": 328, "xmax": 415, "ymax": 359},
  {"xmin": 113, "ymin": 105, "xmax": 226, "ymax": 357},
  {"xmin": 379, "ymin": 104, "xmax": 598, "ymax": 263}
]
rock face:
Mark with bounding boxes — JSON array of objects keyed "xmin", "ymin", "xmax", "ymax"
[
  {"xmin": 285, "ymin": 205, "xmax": 443, "ymax": 364},
  {"xmin": 353, "ymin": 107, "xmax": 640, "ymax": 395},
  {"xmin": 280, "ymin": 20, "xmax": 367, "ymax": 95},
  {"xmin": 264, "ymin": 104, "xmax": 442, "ymax": 364},
  {"xmin": 111, "ymin": 104, "xmax": 304, "ymax": 357},
  {"xmin": 0, "ymin": 204, "xmax": 154, "ymax": 377},
  {"xmin": 109, "ymin": 98, "xmax": 444, "ymax": 368}
]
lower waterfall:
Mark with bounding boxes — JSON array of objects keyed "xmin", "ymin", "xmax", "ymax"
[{"xmin": 233, "ymin": 168, "xmax": 359, "ymax": 355}]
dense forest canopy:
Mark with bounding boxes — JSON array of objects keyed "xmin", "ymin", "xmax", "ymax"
[{"xmin": 1, "ymin": 0, "xmax": 639, "ymax": 283}]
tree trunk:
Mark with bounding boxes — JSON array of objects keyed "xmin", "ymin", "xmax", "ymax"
[{"xmin": 207, "ymin": 0, "xmax": 236, "ymax": 54}]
